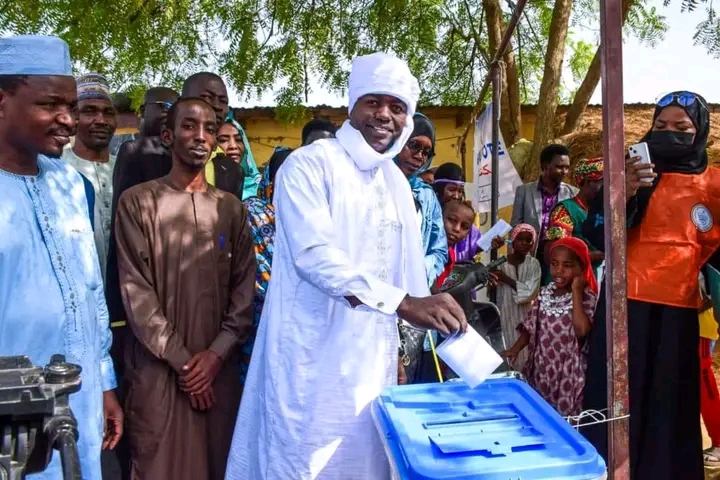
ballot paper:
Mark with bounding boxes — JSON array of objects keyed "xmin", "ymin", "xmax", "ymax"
[
  {"xmin": 436, "ymin": 326, "xmax": 503, "ymax": 388},
  {"xmin": 477, "ymin": 219, "xmax": 512, "ymax": 252}
]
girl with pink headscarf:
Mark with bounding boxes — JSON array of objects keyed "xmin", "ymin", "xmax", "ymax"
[{"xmin": 490, "ymin": 223, "xmax": 542, "ymax": 369}]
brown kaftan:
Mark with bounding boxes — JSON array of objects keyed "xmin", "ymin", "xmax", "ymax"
[{"xmin": 115, "ymin": 177, "xmax": 255, "ymax": 480}]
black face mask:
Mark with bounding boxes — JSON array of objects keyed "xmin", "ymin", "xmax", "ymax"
[{"xmin": 648, "ymin": 130, "xmax": 695, "ymax": 159}]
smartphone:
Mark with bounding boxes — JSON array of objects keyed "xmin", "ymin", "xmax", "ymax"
[{"xmin": 628, "ymin": 142, "xmax": 654, "ymax": 183}]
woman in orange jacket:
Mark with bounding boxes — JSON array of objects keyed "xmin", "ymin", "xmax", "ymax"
[{"xmin": 581, "ymin": 91, "xmax": 719, "ymax": 480}]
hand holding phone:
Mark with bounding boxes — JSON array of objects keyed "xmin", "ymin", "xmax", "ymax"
[
  {"xmin": 628, "ymin": 143, "xmax": 654, "ymax": 183},
  {"xmin": 626, "ymin": 142, "xmax": 658, "ymax": 200}
]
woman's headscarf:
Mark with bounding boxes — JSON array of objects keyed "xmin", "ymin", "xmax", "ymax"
[
  {"xmin": 432, "ymin": 162, "xmax": 465, "ymax": 202},
  {"xmin": 574, "ymin": 157, "xmax": 603, "ymax": 185},
  {"xmin": 397, "ymin": 112, "xmax": 436, "ymax": 192},
  {"xmin": 645, "ymin": 91, "xmax": 710, "ymax": 174},
  {"xmin": 511, "ymin": 223, "xmax": 537, "ymax": 247},
  {"xmin": 549, "ymin": 237, "xmax": 598, "ymax": 294},
  {"xmin": 393, "ymin": 113, "xmax": 448, "ymax": 284},
  {"xmin": 224, "ymin": 115, "xmax": 255, "ymax": 168},
  {"xmin": 634, "ymin": 91, "xmax": 710, "ymax": 224},
  {"xmin": 226, "ymin": 112, "xmax": 262, "ymax": 199}
]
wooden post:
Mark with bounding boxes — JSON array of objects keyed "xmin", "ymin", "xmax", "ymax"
[{"xmin": 599, "ymin": 0, "xmax": 630, "ymax": 475}]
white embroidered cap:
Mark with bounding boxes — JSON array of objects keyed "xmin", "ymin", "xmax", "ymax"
[{"xmin": 347, "ymin": 52, "xmax": 420, "ymax": 117}]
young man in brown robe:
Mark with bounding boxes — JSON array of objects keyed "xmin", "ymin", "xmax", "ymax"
[{"xmin": 114, "ymin": 97, "xmax": 255, "ymax": 480}]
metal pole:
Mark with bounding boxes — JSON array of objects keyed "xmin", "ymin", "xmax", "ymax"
[
  {"xmin": 490, "ymin": 64, "xmax": 501, "ymax": 264},
  {"xmin": 599, "ymin": 0, "xmax": 630, "ymax": 475}
]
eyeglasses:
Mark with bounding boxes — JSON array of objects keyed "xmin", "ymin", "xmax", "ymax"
[
  {"xmin": 656, "ymin": 92, "xmax": 707, "ymax": 111},
  {"xmin": 406, "ymin": 140, "xmax": 433, "ymax": 157}
]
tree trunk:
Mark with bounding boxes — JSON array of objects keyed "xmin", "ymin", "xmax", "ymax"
[
  {"xmin": 504, "ymin": 49, "xmax": 522, "ymax": 145},
  {"xmin": 560, "ymin": 0, "xmax": 634, "ymax": 135},
  {"xmin": 525, "ymin": 0, "xmax": 574, "ymax": 181},
  {"xmin": 483, "ymin": 0, "xmax": 522, "ymax": 145}
]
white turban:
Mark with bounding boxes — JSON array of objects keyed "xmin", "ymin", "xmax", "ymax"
[{"xmin": 347, "ymin": 52, "xmax": 420, "ymax": 117}]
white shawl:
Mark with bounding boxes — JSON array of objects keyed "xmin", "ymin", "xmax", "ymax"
[{"xmin": 334, "ymin": 51, "xmax": 428, "ymax": 299}]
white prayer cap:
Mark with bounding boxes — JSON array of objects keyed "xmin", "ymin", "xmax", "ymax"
[
  {"xmin": 0, "ymin": 36, "xmax": 72, "ymax": 76},
  {"xmin": 347, "ymin": 52, "xmax": 420, "ymax": 117}
]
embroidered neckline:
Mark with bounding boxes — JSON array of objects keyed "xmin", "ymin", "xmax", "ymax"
[{"xmin": 538, "ymin": 283, "xmax": 573, "ymax": 317}]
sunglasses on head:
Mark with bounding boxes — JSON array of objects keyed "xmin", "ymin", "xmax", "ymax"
[
  {"xmin": 656, "ymin": 92, "xmax": 707, "ymax": 111},
  {"xmin": 406, "ymin": 140, "xmax": 433, "ymax": 157}
]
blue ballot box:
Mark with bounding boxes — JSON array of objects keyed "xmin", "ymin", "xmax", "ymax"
[{"xmin": 372, "ymin": 378, "xmax": 606, "ymax": 480}]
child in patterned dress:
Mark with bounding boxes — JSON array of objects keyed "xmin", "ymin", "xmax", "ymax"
[{"xmin": 501, "ymin": 236, "xmax": 598, "ymax": 416}]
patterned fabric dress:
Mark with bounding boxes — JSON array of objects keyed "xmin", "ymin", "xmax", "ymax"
[
  {"xmin": 240, "ymin": 166, "xmax": 276, "ymax": 383},
  {"xmin": 520, "ymin": 283, "xmax": 597, "ymax": 416}
]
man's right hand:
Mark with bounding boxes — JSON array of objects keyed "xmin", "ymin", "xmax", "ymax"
[{"xmin": 396, "ymin": 293, "xmax": 467, "ymax": 336}]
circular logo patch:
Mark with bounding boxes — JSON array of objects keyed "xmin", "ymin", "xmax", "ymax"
[{"xmin": 691, "ymin": 204, "xmax": 713, "ymax": 233}]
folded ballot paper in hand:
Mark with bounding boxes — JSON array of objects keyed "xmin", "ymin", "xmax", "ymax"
[
  {"xmin": 477, "ymin": 219, "xmax": 512, "ymax": 252},
  {"xmin": 436, "ymin": 325, "xmax": 503, "ymax": 388}
]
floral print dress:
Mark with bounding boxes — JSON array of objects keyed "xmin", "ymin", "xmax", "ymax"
[
  {"xmin": 519, "ymin": 283, "xmax": 597, "ymax": 416},
  {"xmin": 240, "ymin": 166, "xmax": 276, "ymax": 383}
]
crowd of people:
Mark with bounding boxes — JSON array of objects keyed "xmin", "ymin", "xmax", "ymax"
[{"xmin": 0, "ymin": 33, "xmax": 718, "ymax": 480}]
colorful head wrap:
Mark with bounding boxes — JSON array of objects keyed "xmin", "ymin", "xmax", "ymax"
[
  {"xmin": 433, "ymin": 162, "xmax": 465, "ymax": 185},
  {"xmin": 511, "ymin": 223, "xmax": 537, "ymax": 246},
  {"xmin": 432, "ymin": 162, "xmax": 466, "ymax": 202},
  {"xmin": 549, "ymin": 237, "xmax": 598, "ymax": 294},
  {"xmin": 573, "ymin": 157, "xmax": 603, "ymax": 185},
  {"xmin": 76, "ymin": 73, "xmax": 112, "ymax": 102}
]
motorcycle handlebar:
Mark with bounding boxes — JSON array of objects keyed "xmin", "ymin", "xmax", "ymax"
[{"xmin": 440, "ymin": 256, "xmax": 508, "ymax": 296}]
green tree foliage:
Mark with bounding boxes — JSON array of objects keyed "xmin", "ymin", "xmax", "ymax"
[
  {"xmin": 0, "ymin": 0, "xmax": 699, "ymax": 114},
  {"xmin": 674, "ymin": 0, "xmax": 720, "ymax": 56}
]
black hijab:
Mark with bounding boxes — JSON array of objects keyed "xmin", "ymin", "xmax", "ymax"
[{"xmin": 633, "ymin": 91, "xmax": 710, "ymax": 224}]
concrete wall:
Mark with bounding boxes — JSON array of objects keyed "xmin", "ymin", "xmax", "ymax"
[{"xmin": 113, "ymin": 104, "xmax": 547, "ymax": 174}]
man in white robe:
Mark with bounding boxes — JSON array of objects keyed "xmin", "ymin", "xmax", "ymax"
[
  {"xmin": 63, "ymin": 72, "xmax": 117, "ymax": 282},
  {"xmin": 225, "ymin": 52, "xmax": 467, "ymax": 480}
]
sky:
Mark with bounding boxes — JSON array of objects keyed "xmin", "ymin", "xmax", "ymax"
[{"xmin": 226, "ymin": 0, "xmax": 720, "ymax": 108}]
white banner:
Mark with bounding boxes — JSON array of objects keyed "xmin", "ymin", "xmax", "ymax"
[{"xmin": 473, "ymin": 103, "xmax": 523, "ymax": 213}]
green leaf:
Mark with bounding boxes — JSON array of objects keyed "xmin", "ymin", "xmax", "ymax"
[{"xmin": 0, "ymin": 0, "xmax": 713, "ymax": 113}]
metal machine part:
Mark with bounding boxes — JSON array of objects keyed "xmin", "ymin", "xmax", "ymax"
[{"xmin": 0, "ymin": 355, "xmax": 82, "ymax": 480}]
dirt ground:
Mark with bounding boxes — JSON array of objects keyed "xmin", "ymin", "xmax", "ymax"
[{"xmin": 703, "ymin": 350, "xmax": 720, "ymax": 480}]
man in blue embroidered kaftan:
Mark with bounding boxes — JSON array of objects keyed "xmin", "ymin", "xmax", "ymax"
[{"xmin": 0, "ymin": 36, "xmax": 122, "ymax": 480}]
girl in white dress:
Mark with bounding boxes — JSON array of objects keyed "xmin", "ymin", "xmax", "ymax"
[{"xmin": 491, "ymin": 223, "xmax": 542, "ymax": 369}]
